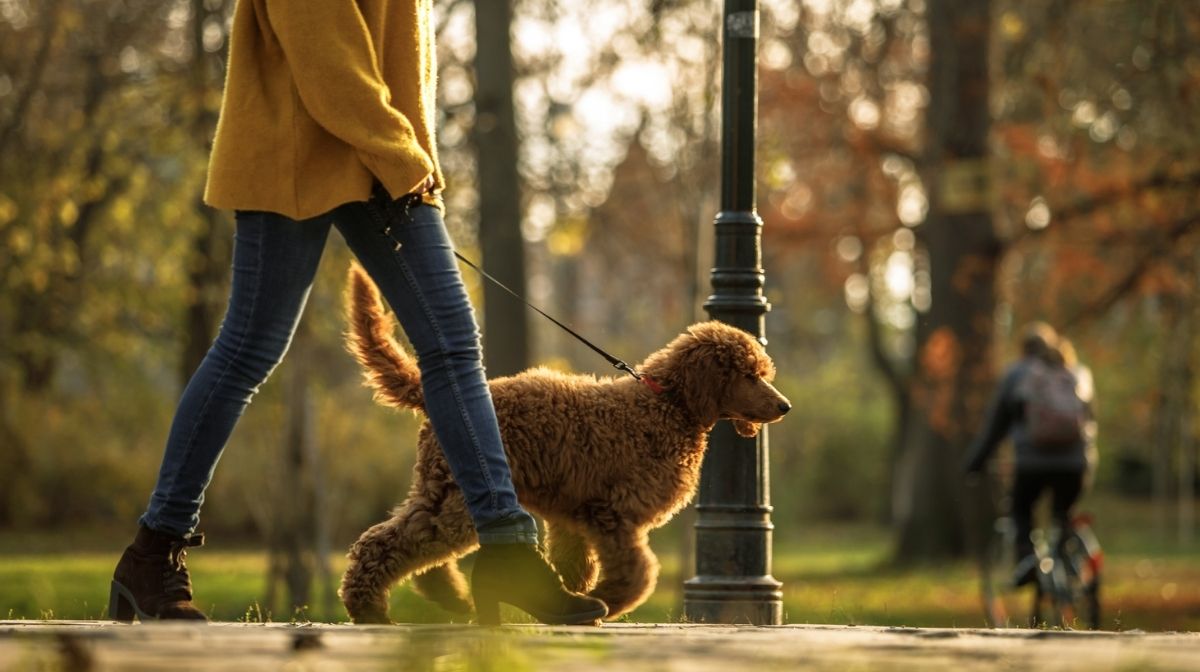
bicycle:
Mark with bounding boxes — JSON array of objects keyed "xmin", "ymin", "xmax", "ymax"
[{"xmin": 978, "ymin": 496, "xmax": 1104, "ymax": 629}]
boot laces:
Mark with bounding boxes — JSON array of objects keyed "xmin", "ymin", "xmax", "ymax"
[{"xmin": 162, "ymin": 534, "xmax": 204, "ymax": 598}]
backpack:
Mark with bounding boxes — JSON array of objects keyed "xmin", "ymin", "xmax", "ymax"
[{"xmin": 1019, "ymin": 360, "xmax": 1086, "ymax": 451}]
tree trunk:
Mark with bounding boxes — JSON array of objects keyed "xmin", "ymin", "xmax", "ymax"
[
  {"xmin": 265, "ymin": 324, "xmax": 327, "ymax": 617},
  {"xmin": 473, "ymin": 0, "xmax": 529, "ymax": 376},
  {"xmin": 180, "ymin": 209, "xmax": 228, "ymax": 383},
  {"xmin": 1153, "ymin": 298, "xmax": 1181, "ymax": 539},
  {"xmin": 1179, "ymin": 395, "xmax": 1195, "ymax": 546},
  {"xmin": 1177, "ymin": 254, "xmax": 1200, "ymax": 545},
  {"xmin": 860, "ymin": 226, "xmax": 913, "ymax": 525},
  {"xmin": 1153, "ymin": 284, "xmax": 1195, "ymax": 544},
  {"xmin": 892, "ymin": 0, "xmax": 997, "ymax": 563},
  {"xmin": 884, "ymin": 390, "xmax": 912, "ymax": 523},
  {"xmin": 180, "ymin": 0, "xmax": 231, "ymax": 384},
  {"xmin": 0, "ymin": 377, "xmax": 33, "ymax": 526}
]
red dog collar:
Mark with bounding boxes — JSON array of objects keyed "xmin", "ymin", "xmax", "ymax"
[{"xmin": 640, "ymin": 375, "xmax": 665, "ymax": 394}]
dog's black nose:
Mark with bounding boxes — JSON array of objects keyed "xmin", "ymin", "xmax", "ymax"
[{"xmin": 778, "ymin": 402, "xmax": 792, "ymax": 414}]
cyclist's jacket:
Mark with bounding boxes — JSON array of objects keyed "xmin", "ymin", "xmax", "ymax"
[{"xmin": 964, "ymin": 357, "xmax": 1090, "ymax": 474}]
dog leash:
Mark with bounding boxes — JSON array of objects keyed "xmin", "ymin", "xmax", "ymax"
[{"xmin": 366, "ymin": 188, "xmax": 665, "ymax": 394}]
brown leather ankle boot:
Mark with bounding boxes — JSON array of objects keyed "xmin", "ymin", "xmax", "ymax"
[
  {"xmin": 109, "ymin": 525, "xmax": 207, "ymax": 622},
  {"xmin": 471, "ymin": 543, "xmax": 608, "ymax": 626}
]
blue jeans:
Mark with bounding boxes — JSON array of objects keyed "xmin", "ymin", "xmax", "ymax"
[{"xmin": 139, "ymin": 196, "xmax": 538, "ymax": 545}]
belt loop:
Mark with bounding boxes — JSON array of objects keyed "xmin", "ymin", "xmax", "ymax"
[{"xmin": 370, "ymin": 181, "xmax": 390, "ymax": 205}]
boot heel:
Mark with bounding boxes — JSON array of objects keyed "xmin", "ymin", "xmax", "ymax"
[
  {"xmin": 109, "ymin": 581, "xmax": 136, "ymax": 623},
  {"xmin": 475, "ymin": 589, "xmax": 501, "ymax": 626}
]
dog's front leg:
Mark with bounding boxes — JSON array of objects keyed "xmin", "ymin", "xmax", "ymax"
[
  {"xmin": 545, "ymin": 521, "xmax": 599, "ymax": 594},
  {"xmin": 339, "ymin": 485, "xmax": 476, "ymax": 623},
  {"xmin": 411, "ymin": 560, "xmax": 473, "ymax": 614},
  {"xmin": 588, "ymin": 528, "xmax": 659, "ymax": 619}
]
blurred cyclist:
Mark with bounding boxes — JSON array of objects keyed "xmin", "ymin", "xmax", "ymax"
[{"xmin": 964, "ymin": 322, "xmax": 1090, "ymax": 586}]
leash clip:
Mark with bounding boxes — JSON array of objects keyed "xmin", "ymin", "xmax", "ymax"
[
  {"xmin": 613, "ymin": 361, "xmax": 640, "ymax": 379},
  {"xmin": 613, "ymin": 361, "xmax": 664, "ymax": 394}
]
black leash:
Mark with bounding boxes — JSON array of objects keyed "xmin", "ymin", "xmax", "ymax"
[{"xmin": 366, "ymin": 188, "xmax": 660, "ymax": 390}]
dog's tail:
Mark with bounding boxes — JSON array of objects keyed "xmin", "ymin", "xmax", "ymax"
[{"xmin": 345, "ymin": 263, "xmax": 426, "ymax": 412}]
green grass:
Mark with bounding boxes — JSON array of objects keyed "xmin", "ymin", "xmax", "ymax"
[
  {"xmin": 2, "ymin": 532, "xmax": 1190, "ymax": 633},
  {"xmin": 0, "ymin": 550, "xmax": 472, "ymax": 624},
  {"xmin": 2, "ymin": 513, "xmax": 1196, "ymax": 631}
]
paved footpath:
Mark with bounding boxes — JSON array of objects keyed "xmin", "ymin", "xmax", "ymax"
[{"xmin": 1, "ymin": 621, "xmax": 1198, "ymax": 671}]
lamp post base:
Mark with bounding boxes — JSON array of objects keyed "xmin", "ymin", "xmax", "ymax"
[{"xmin": 683, "ymin": 576, "xmax": 783, "ymax": 625}]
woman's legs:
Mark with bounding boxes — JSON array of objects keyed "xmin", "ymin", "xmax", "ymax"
[
  {"xmin": 117, "ymin": 209, "xmax": 330, "ymax": 621},
  {"xmin": 334, "ymin": 198, "xmax": 537, "ymax": 543},
  {"xmin": 140, "ymin": 211, "xmax": 331, "ymax": 536},
  {"xmin": 1011, "ymin": 470, "xmax": 1043, "ymax": 564},
  {"xmin": 1049, "ymin": 470, "xmax": 1085, "ymax": 537},
  {"xmin": 335, "ymin": 195, "xmax": 605, "ymax": 624}
]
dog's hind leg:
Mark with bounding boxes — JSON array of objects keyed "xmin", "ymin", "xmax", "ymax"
[
  {"xmin": 588, "ymin": 529, "xmax": 659, "ymax": 619},
  {"xmin": 339, "ymin": 483, "xmax": 477, "ymax": 624},
  {"xmin": 411, "ymin": 560, "xmax": 472, "ymax": 614},
  {"xmin": 545, "ymin": 521, "xmax": 599, "ymax": 594}
]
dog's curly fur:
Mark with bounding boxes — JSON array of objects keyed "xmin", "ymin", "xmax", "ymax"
[{"xmin": 337, "ymin": 264, "xmax": 790, "ymax": 623}]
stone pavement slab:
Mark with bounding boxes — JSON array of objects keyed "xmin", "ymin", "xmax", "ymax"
[{"xmin": 1, "ymin": 620, "xmax": 1198, "ymax": 671}]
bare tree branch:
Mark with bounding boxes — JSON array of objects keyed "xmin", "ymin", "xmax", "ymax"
[
  {"xmin": 1052, "ymin": 167, "xmax": 1200, "ymax": 223},
  {"xmin": 848, "ymin": 170, "xmax": 910, "ymax": 400},
  {"xmin": 0, "ymin": 0, "xmax": 64, "ymax": 157},
  {"xmin": 1066, "ymin": 213, "xmax": 1200, "ymax": 328}
]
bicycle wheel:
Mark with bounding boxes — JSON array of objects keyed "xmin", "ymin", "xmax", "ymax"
[
  {"xmin": 1060, "ymin": 520, "xmax": 1103, "ymax": 629},
  {"xmin": 1032, "ymin": 577, "xmax": 1056, "ymax": 629},
  {"xmin": 1042, "ymin": 554, "xmax": 1076, "ymax": 628},
  {"xmin": 979, "ymin": 517, "xmax": 1022, "ymax": 628}
]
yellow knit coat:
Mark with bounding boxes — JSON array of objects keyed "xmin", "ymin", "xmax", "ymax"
[{"xmin": 204, "ymin": 0, "xmax": 442, "ymax": 220}]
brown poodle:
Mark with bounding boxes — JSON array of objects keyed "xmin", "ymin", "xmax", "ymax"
[{"xmin": 337, "ymin": 264, "xmax": 791, "ymax": 623}]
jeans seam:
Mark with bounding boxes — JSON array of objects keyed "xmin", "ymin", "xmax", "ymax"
[
  {"xmin": 153, "ymin": 222, "xmax": 264, "ymax": 531},
  {"xmin": 387, "ymin": 225, "xmax": 500, "ymax": 513}
]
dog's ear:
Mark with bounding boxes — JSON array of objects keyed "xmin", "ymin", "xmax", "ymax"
[
  {"xmin": 643, "ymin": 322, "xmax": 763, "ymax": 427},
  {"xmin": 648, "ymin": 329, "xmax": 726, "ymax": 424},
  {"xmin": 732, "ymin": 419, "xmax": 761, "ymax": 437}
]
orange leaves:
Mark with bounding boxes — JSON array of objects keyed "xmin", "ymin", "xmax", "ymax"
[
  {"xmin": 951, "ymin": 252, "xmax": 998, "ymax": 297},
  {"xmin": 914, "ymin": 327, "xmax": 964, "ymax": 439},
  {"xmin": 920, "ymin": 327, "xmax": 962, "ymax": 381}
]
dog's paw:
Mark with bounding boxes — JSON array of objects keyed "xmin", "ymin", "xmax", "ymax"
[
  {"xmin": 345, "ymin": 600, "xmax": 392, "ymax": 625},
  {"xmin": 350, "ymin": 612, "xmax": 392, "ymax": 625}
]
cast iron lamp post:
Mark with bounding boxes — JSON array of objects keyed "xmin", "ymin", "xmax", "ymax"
[{"xmin": 682, "ymin": 0, "xmax": 782, "ymax": 625}]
